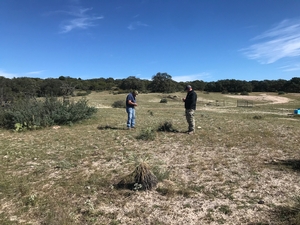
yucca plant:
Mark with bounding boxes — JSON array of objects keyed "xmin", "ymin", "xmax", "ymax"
[{"xmin": 117, "ymin": 161, "xmax": 158, "ymax": 191}]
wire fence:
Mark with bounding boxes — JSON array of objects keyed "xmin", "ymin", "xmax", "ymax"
[{"xmin": 237, "ymin": 100, "xmax": 253, "ymax": 107}]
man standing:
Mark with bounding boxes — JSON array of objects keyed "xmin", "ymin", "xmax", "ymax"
[
  {"xmin": 182, "ymin": 85, "xmax": 197, "ymax": 134},
  {"xmin": 126, "ymin": 90, "xmax": 138, "ymax": 129}
]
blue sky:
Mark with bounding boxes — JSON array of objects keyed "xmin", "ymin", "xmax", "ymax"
[{"xmin": 1, "ymin": 0, "xmax": 300, "ymax": 82}]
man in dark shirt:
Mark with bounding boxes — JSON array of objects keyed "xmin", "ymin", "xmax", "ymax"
[
  {"xmin": 182, "ymin": 85, "xmax": 197, "ymax": 134},
  {"xmin": 126, "ymin": 90, "xmax": 138, "ymax": 129}
]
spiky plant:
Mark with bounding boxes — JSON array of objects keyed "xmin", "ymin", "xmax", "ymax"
[
  {"xmin": 117, "ymin": 162, "xmax": 158, "ymax": 191},
  {"xmin": 133, "ymin": 162, "xmax": 158, "ymax": 190}
]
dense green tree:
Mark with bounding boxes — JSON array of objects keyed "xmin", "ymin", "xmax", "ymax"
[
  {"xmin": 204, "ymin": 82, "xmax": 217, "ymax": 92},
  {"xmin": 119, "ymin": 76, "xmax": 145, "ymax": 91},
  {"xmin": 190, "ymin": 80, "xmax": 206, "ymax": 91},
  {"xmin": 39, "ymin": 79, "xmax": 64, "ymax": 96},
  {"xmin": 148, "ymin": 72, "xmax": 176, "ymax": 93},
  {"xmin": 11, "ymin": 77, "xmax": 41, "ymax": 98},
  {"xmin": 284, "ymin": 77, "xmax": 300, "ymax": 93},
  {"xmin": 267, "ymin": 79, "xmax": 287, "ymax": 92},
  {"xmin": 0, "ymin": 77, "xmax": 14, "ymax": 102}
]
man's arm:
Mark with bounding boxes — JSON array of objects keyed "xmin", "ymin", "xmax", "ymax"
[{"xmin": 128, "ymin": 100, "xmax": 137, "ymax": 106}]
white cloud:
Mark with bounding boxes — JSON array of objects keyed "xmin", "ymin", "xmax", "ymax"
[
  {"xmin": 0, "ymin": 70, "xmax": 46, "ymax": 78},
  {"xmin": 280, "ymin": 64, "xmax": 300, "ymax": 72},
  {"xmin": 26, "ymin": 70, "xmax": 45, "ymax": 75},
  {"xmin": 127, "ymin": 21, "xmax": 148, "ymax": 30},
  {"xmin": 172, "ymin": 73, "xmax": 210, "ymax": 82},
  {"xmin": 54, "ymin": 7, "xmax": 103, "ymax": 33},
  {"xmin": 0, "ymin": 70, "xmax": 17, "ymax": 79},
  {"xmin": 242, "ymin": 19, "xmax": 300, "ymax": 64}
]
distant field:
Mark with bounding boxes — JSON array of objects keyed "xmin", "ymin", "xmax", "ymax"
[{"xmin": 1, "ymin": 91, "xmax": 300, "ymax": 225}]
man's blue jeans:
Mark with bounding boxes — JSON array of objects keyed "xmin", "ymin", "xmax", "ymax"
[{"xmin": 126, "ymin": 107, "xmax": 136, "ymax": 128}]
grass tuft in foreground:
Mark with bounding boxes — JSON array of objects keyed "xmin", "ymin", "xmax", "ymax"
[{"xmin": 116, "ymin": 161, "xmax": 158, "ymax": 191}]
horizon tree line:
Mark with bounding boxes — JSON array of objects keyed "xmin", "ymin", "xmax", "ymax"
[{"xmin": 0, "ymin": 73, "xmax": 299, "ymax": 102}]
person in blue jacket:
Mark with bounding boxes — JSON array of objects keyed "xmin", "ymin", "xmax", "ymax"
[{"xmin": 126, "ymin": 90, "xmax": 138, "ymax": 129}]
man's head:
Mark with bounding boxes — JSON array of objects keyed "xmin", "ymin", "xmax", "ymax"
[
  {"xmin": 133, "ymin": 90, "xmax": 139, "ymax": 96},
  {"xmin": 184, "ymin": 85, "xmax": 192, "ymax": 92}
]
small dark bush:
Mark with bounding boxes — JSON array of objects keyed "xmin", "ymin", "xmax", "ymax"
[
  {"xmin": 160, "ymin": 98, "xmax": 168, "ymax": 103},
  {"xmin": 157, "ymin": 121, "xmax": 178, "ymax": 132},
  {"xmin": 221, "ymin": 90, "xmax": 228, "ymax": 94},
  {"xmin": 278, "ymin": 91, "xmax": 286, "ymax": 95},
  {"xmin": 112, "ymin": 100, "xmax": 125, "ymax": 108},
  {"xmin": 240, "ymin": 91, "xmax": 249, "ymax": 95}
]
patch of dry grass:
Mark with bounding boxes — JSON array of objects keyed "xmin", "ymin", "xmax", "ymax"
[{"xmin": 1, "ymin": 91, "xmax": 300, "ymax": 224}]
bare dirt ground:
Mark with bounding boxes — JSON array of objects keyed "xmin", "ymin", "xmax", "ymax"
[{"xmin": 225, "ymin": 93, "xmax": 291, "ymax": 104}]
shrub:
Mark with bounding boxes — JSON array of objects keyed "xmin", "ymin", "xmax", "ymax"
[
  {"xmin": 136, "ymin": 127, "xmax": 156, "ymax": 141},
  {"xmin": 278, "ymin": 91, "xmax": 286, "ymax": 95},
  {"xmin": 160, "ymin": 98, "xmax": 168, "ymax": 103},
  {"xmin": 76, "ymin": 91, "xmax": 91, "ymax": 96},
  {"xmin": 240, "ymin": 91, "xmax": 249, "ymax": 95},
  {"xmin": 221, "ymin": 90, "xmax": 228, "ymax": 94},
  {"xmin": 0, "ymin": 97, "xmax": 97, "ymax": 130},
  {"xmin": 112, "ymin": 100, "xmax": 125, "ymax": 108},
  {"xmin": 152, "ymin": 165, "xmax": 170, "ymax": 181},
  {"xmin": 157, "ymin": 121, "xmax": 178, "ymax": 132},
  {"xmin": 116, "ymin": 162, "xmax": 158, "ymax": 191}
]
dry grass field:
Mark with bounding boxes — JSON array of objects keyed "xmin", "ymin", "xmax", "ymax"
[{"xmin": 1, "ymin": 91, "xmax": 300, "ymax": 225}]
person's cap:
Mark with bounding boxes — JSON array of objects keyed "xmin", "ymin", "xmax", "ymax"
[
  {"xmin": 184, "ymin": 85, "xmax": 192, "ymax": 91},
  {"xmin": 133, "ymin": 90, "xmax": 139, "ymax": 95}
]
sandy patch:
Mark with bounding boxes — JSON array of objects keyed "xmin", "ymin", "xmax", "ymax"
[
  {"xmin": 225, "ymin": 93, "xmax": 291, "ymax": 104},
  {"xmin": 94, "ymin": 104, "xmax": 112, "ymax": 108}
]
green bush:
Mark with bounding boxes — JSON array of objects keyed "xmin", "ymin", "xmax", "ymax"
[
  {"xmin": 0, "ymin": 97, "xmax": 97, "ymax": 130},
  {"xmin": 157, "ymin": 121, "xmax": 178, "ymax": 132},
  {"xmin": 240, "ymin": 91, "xmax": 249, "ymax": 95},
  {"xmin": 221, "ymin": 90, "xmax": 228, "ymax": 94},
  {"xmin": 76, "ymin": 90, "xmax": 91, "ymax": 96},
  {"xmin": 278, "ymin": 91, "xmax": 286, "ymax": 95},
  {"xmin": 136, "ymin": 127, "xmax": 156, "ymax": 141},
  {"xmin": 160, "ymin": 98, "xmax": 168, "ymax": 103},
  {"xmin": 112, "ymin": 100, "xmax": 125, "ymax": 108},
  {"xmin": 152, "ymin": 165, "xmax": 170, "ymax": 182}
]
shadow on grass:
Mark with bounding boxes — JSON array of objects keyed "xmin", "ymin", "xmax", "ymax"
[
  {"xmin": 247, "ymin": 199, "xmax": 300, "ymax": 225},
  {"xmin": 266, "ymin": 160, "xmax": 300, "ymax": 225},
  {"xmin": 269, "ymin": 159, "xmax": 300, "ymax": 172},
  {"xmin": 270, "ymin": 196, "xmax": 300, "ymax": 225},
  {"xmin": 97, "ymin": 125, "xmax": 127, "ymax": 130}
]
